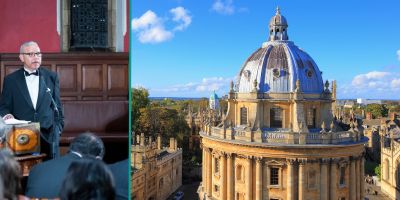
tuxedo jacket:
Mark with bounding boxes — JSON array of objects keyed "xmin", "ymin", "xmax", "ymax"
[
  {"xmin": 109, "ymin": 159, "xmax": 129, "ymax": 200},
  {"xmin": 25, "ymin": 153, "xmax": 80, "ymax": 198},
  {"xmin": 0, "ymin": 67, "xmax": 64, "ymax": 142}
]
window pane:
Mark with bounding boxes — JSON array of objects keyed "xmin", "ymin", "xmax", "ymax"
[
  {"xmin": 270, "ymin": 107, "xmax": 282, "ymax": 128},
  {"xmin": 70, "ymin": 0, "xmax": 108, "ymax": 49},
  {"xmin": 270, "ymin": 167, "xmax": 279, "ymax": 185},
  {"xmin": 240, "ymin": 107, "xmax": 247, "ymax": 125},
  {"xmin": 340, "ymin": 166, "xmax": 346, "ymax": 185}
]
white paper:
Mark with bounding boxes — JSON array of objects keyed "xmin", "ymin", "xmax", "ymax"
[{"xmin": 4, "ymin": 118, "xmax": 30, "ymax": 125}]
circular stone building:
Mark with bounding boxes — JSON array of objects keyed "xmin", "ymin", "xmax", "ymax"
[{"xmin": 198, "ymin": 8, "xmax": 367, "ymax": 200}]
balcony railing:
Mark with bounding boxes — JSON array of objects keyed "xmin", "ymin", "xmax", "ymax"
[{"xmin": 202, "ymin": 126, "xmax": 364, "ymax": 145}]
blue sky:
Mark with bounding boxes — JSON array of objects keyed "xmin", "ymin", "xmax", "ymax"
[{"xmin": 131, "ymin": 0, "xmax": 400, "ymax": 99}]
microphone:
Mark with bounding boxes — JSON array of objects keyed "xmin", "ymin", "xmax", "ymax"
[{"xmin": 46, "ymin": 87, "xmax": 59, "ymax": 112}]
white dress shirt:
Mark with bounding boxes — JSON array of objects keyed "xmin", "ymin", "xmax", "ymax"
[{"xmin": 24, "ymin": 67, "xmax": 39, "ymax": 110}]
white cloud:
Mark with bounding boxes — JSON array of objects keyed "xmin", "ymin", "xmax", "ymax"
[
  {"xmin": 211, "ymin": 0, "xmax": 235, "ymax": 15},
  {"xmin": 131, "ymin": 10, "xmax": 159, "ymax": 29},
  {"xmin": 152, "ymin": 77, "xmax": 233, "ymax": 96},
  {"xmin": 397, "ymin": 49, "xmax": 400, "ymax": 61},
  {"xmin": 132, "ymin": 8, "xmax": 192, "ymax": 44},
  {"xmin": 137, "ymin": 26, "xmax": 173, "ymax": 44},
  {"xmin": 132, "ymin": 10, "xmax": 172, "ymax": 43},
  {"xmin": 337, "ymin": 71, "xmax": 400, "ymax": 99},
  {"xmin": 170, "ymin": 7, "xmax": 192, "ymax": 31},
  {"xmin": 351, "ymin": 71, "xmax": 390, "ymax": 87},
  {"xmin": 391, "ymin": 79, "xmax": 400, "ymax": 88}
]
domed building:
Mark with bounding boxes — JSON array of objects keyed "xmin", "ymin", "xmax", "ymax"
[
  {"xmin": 210, "ymin": 91, "xmax": 220, "ymax": 110},
  {"xmin": 198, "ymin": 7, "xmax": 367, "ymax": 200}
]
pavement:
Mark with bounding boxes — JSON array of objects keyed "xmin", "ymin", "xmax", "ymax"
[
  {"xmin": 364, "ymin": 181, "xmax": 391, "ymax": 200},
  {"xmin": 177, "ymin": 181, "xmax": 200, "ymax": 200}
]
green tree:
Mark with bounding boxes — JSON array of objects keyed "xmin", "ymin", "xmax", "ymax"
[
  {"xmin": 138, "ymin": 107, "xmax": 190, "ymax": 144},
  {"xmin": 374, "ymin": 164, "xmax": 381, "ymax": 181},
  {"xmin": 365, "ymin": 104, "xmax": 388, "ymax": 118},
  {"xmin": 389, "ymin": 105, "xmax": 400, "ymax": 113},
  {"xmin": 132, "ymin": 87, "xmax": 150, "ymax": 134}
]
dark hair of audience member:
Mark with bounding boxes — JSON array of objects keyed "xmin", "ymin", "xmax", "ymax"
[
  {"xmin": 59, "ymin": 157, "xmax": 115, "ymax": 200},
  {"xmin": 0, "ymin": 149, "xmax": 22, "ymax": 200},
  {"xmin": 69, "ymin": 132, "xmax": 105, "ymax": 159}
]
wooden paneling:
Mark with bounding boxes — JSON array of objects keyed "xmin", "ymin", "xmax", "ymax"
[
  {"xmin": 82, "ymin": 64, "xmax": 103, "ymax": 91},
  {"xmin": 0, "ymin": 53, "xmax": 128, "ymax": 101},
  {"xmin": 108, "ymin": 65, "xmax": 128, "ymax": 91},
  {"xmin": 57, "ymin": 65, "xmax": 78, "ymax": 92}
]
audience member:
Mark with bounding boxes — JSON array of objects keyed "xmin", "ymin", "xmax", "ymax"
[
  {"xmin": 25, "ymin": 132, "xmax": 105, "ymax": 199},
  {"xmin": 109, "ymin": 158, "xmax": 129, "ymax": 200},
  {"xmin": 0, "ymin": 149, "xmax": 28, "ymax": 200},
  {"xmin": 59, "ymin": 157, "xmax": 115, "ymax": 200}
]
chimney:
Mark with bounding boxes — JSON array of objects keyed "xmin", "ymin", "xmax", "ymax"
[
  {"xmin": 169, "ymin": 138, "xmax": 175, "ymax": 150},
  {"xmin": 174, "ymin": 138, "xmax": 178, "ymax": 150},
  {"xmin": 366, "ymin": 112, "xmax": 372, "ymax": 120},
  {"xmin": 140, "ymin": 133, "xmax": 145, "ymax": 146},
  {"xmin": 149, "ymin": 136, "xmax": 153, "ymax": 146},
  {"xmin": 157, "ymin": 135, "xmax": 162, "ymax": 150}
]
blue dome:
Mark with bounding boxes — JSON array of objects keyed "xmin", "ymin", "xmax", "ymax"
[
  {"xmin": 236, "ymin": 40, "xmax": 324, "ymax": 94},
  {"xmin": 209, "ymin": 91, "xmax": 218, "ymax": 100}
]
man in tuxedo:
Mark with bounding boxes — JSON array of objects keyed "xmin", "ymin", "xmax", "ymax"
[
  {"xmin": 0, "ymin": 41, "xmax": 64, "ymax": 159},
  {"xmin": 109, "ymin": 158, "xmax": 129, "ymax": 200},
  {"xmin": 25, "ymin": 132, "xmax": 105, "ymax": 199}
]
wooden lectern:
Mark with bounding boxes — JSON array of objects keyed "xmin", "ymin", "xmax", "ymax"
[
  {"xmin": 5, "ymin": 123, "xmax": 41, "ymax": 155},
  {"xmin": 0, "ymin": 122, "xmax": 44, "ymax": 176}
]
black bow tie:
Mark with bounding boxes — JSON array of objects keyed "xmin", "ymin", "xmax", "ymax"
[{"xmin": 24, "ymin": 70, "xmax": 38, "ymax": 77}]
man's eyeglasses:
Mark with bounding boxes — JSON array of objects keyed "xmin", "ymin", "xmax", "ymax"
[{"xmin": 21, "ymin": 52, "xmax": 42, "ymax": 57}]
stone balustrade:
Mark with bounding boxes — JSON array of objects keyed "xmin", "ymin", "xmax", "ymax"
[{"xmin": 201, "ymin": 126, "xmax": 365, "ymax": 145}]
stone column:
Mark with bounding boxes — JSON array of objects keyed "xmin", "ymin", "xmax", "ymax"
[
  {"xmin": 255, "ymin": 157, "xmax": 263, "ymax": 200},
  {"xmin": 320, "ymin": 158, "xmax": 329, "ymax": 200},
  {"xmin": 202, "ymin": 148, "xmax": 206, "ymax": 193},
  {"xmin": 350, "ymin": 157, "xmax": 356, "ymax": 200},
  {"xmin": 207, "ymin": 148, "xmax": 213, "ymax": 196},
  {"xmin": 356, "ymin": 158, "xmax": 360, "ymax": 200},
  {"xmin": 227, "ymin": 153, "xmax": 234, "ymax": 200},
  {"xmin": 286, "ymin": 159, "xmax": 295, "ymax": 200},
  {"xmin": 298, "ymin": 159, "xmax": 306, "ymax": 200},
  {"xmin": 360, "ymin": 157, "xmax": 365, "ymax": 199},
  {"xmin": 246, "ymin": 156, "xmax": 253, "ymax": 200},
  {"xmin": 221, "ymin": 153, "xmax": 227, "ymax": 200},
  {"xmin": 330, "ymin": 159, "xmax": 338, "ymax": 200}
]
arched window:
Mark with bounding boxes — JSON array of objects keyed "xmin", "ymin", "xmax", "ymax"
[
  {"xmin": 240, "ymin": 107, "xmax": 247, "ymax": 125},
  {"xmin": 159, "ymin": 177, "xmax": 164, "ymax": 188},
  {"xmin": 385, "ymin": 159, "xmax": 390, "ymax": 180},
  {"xmin": 339, "ymin": 166, "xmax": 346, "ymax": 186},
  {"xmin": 270, "ymin": 106, "xmax": 283, "ymax": 128},
  {"xmin": 215, "ymin": 158, "xmax": 220, "ymax": 174},
  {"xmin": 307, "ymin": 108, "xmax": 316, "ymax": 128},
  {"xmin": 236, "ymin": 165, "xmax": 243, "ymax": 181}
]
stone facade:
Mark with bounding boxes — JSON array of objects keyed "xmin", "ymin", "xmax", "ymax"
[
  {"xmin": 380, "ymin": 113, "xmax": 400, "ymax": 199},
  {"xmin": 199, "ymin": 7, "xmax": 367, "ymax": 200},
  {"xmin": 131, "ymin": 134, "xmax": 182, "ymax": 200},
  {"xmin": 199, "ymin": 140, "xmax": 365, "ymax": 200}
]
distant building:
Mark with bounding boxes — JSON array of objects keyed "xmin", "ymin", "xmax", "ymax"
[
  {"xmin": 209, "ymin": 91, "xmax": 220, "ymax": 110},
  {"xmin": 198, "ymin": 7, "xmax": 367, "ymax": 200},
  {"xmin": 357, "ymin": 98, "xmax": 382, "ymax": 105},
  {"xmin": 131, "ymin": 133, "xmax": 182, "ymax": 200},
  {"xmin": 380, "ymin": 113, "xmax": 400, "ymax": 199}
]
